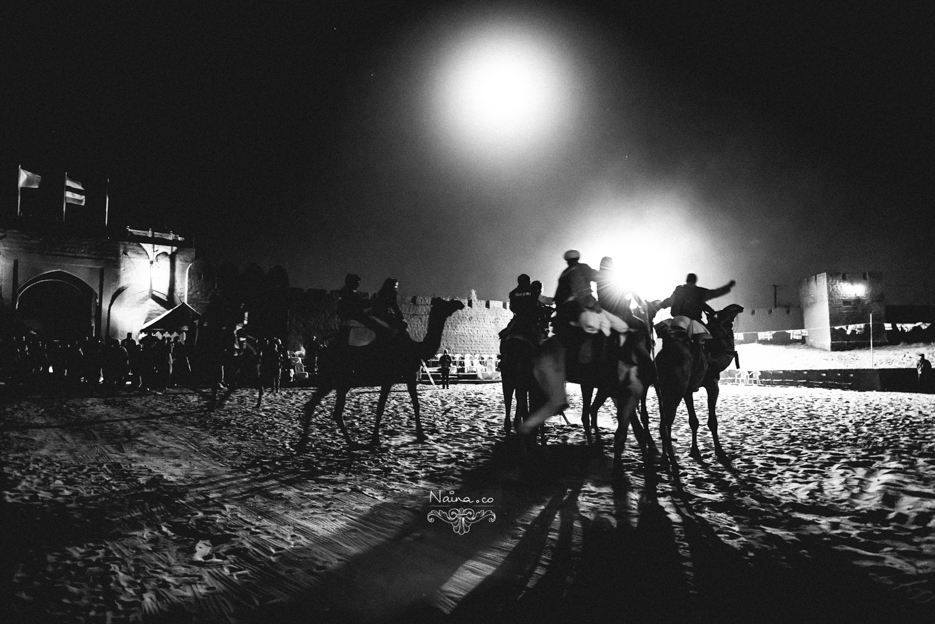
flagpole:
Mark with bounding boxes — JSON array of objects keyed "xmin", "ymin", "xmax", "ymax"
[
  {"xmin": 17, "ymin": 165, "xmax": 22, "ymax": 217},
  {"xmin": 63, "ymin": 172, "xmax": 68, "ymax": 222},
  {"xmin": 105, "ymin": 177, "xmax": 110, "ymax": 227}
]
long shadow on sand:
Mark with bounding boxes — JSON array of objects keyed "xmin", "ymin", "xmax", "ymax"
[
  {"xmin": 134, "ymin": 429, "xmax": 930, "ymax": 624},
  {"xmin": 5, "ymin": 389, "xmax": 932, "ymax": 624}
]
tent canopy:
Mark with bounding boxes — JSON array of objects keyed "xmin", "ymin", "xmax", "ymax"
[{"xmin": 140, "ymin": 302, "xmax": 201, "ymax": 333}]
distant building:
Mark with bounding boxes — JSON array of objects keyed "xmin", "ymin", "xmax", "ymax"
[
  {"xmin": 799, "ymin": 272, "xmax": 887, "ymax": 351},
  {"xmin": 0, "ymin": 223, "xmax": 197, "ymax": 341}
]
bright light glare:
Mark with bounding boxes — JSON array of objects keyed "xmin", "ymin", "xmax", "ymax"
[
  {"xmin": 435, "ymin": 23, "xmax": 577, "ymax": 161},
  {"xmin": 842, "ymin": 282, "xmax": 867, "ymax": 297},
  {"xmin": 582, "ymin": 240, "xmax": 682, "ymax": 302},
  {"xmin": 572, "ymin": 191, "xmax": 711, "ymax": 303}
]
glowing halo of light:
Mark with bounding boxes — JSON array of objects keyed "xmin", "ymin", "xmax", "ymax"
[
  {"xmin": 565, "ymin": 186, "xmax": 720, "ymax": 305},
  {"xmin": 432, "ymin": 18, "xmax": 580, "ymax": 164}
]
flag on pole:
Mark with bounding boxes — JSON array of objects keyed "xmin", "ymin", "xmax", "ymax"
[
  {"xmin": 65, "ymin": 174, "xmax": 85, "ymax": 206},
  {"xmin": 17, "ymin": 165, "xmax": 42, "ymax": 217},
  {"xmin": 18, "ymin": 166, "xmax": 41, "ymax": 189}
]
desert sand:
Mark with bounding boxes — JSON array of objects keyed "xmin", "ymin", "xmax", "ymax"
[{"xmin": 2, "ymin": 375, "xmax": 934, "ymax": 623}]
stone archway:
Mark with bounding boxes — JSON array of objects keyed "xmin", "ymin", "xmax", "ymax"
[{"xmin": 17, "ymin": 271, "xmax": 97, "ymax": 340}]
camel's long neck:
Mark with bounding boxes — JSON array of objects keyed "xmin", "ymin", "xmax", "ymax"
[
  {"xmin": 418, "ymin": 308, "xmax": 449, "ymax": 360},
  {"xmin": 709, "ymin": 321, "xmax": 737, "ymax": 355}
]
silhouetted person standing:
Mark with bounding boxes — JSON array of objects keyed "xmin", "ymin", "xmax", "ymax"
[
  {"xmin": 918, "ymin": 353, "xmax": 933, "ymax": 393},
  {"xmin": 439, "ymin": 349, "xmax": 453, "ymax": 389}
]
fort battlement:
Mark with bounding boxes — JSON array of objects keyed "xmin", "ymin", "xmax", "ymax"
[{"xmin": 284, "ymin": 289, "xmax": 512, "ymax": 356}]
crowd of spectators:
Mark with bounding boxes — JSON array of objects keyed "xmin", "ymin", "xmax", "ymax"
[{"xmin": 0, "ymin": 329, "xmax": 303, "ymax": 395}]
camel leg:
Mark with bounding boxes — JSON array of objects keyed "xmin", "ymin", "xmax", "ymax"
[
  {"xmin": 685, "ymin": 392, "xmax": 703, "ymax": 461},
  {"xmin": 657, "ymin": 392, "xmax": 681, "ymax": 475},
  {"xmin": 639, "ymin": 385, "xmax": 658, "ymax": 455},
  {"xmin": 256, "ymin": 380, "xmax": 264, "ymax": 410},
  {"xmin": 639, "ymin": 396, "xmax": 658, "ymax": 457},
  {"xmin": 517, "ymin": 388, "xmax": 529, "ymax": 426},
  {"xmin": 591, "ymin": 387, "xmax": 612, "ymax": 446},
  {"xmin": 640, "ymin": 387, "xmax": 650, "ymax": 431},
  {"xmin": 502, "ymin": 383, "xmax": 514, "ymax": 434},
  {"xmin": 370, "ymin": 385, "xmax": 391, "ymax": 448},
  {"xmin": 407, "ymin": 379, "xmax": 427, "ymax": 442},
  {"xmin": 611, "ymin": 384, "xmax": 653, "ymax": 455},
  {"xmin": 613, "ymin": 365, "xmax": 644, "ymax": 472},
  {"xmin": 515, "ymin": 391, "xmax": 525, "ymax": 435},
  {"xmin": 517, "ymin": 389, "xmax": 538, "ymax": 453},
  {"xmin": 333, "ymin": 388, "xmax": 364, "ymax": 451},
  {"xmin": 705, "ymin": 380, "xmax": 729, "ymax": 462},
  {"xmin": 612, "ymin": 397, "xmax": 630, "ymax": 475},
  {"xmin": 518, "ymin": 341, "xmax": 567, "ymax": 435},
  {"xmin": 531, "ymin": 391, "xmax": 545, "ymax": 449},
  {"xmin": 581, "ymin": 385, "xmax": 594, "ymax": 446},
  {"xmin": 297, "ymin": 385, "xmax": 330, "ymax": 453}
]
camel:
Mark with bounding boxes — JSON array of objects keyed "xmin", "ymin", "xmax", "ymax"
[
  {"xmin": 499, "ymin": 332, "xmax": 555, "ymax": 456},
  {"xmin": 580, "ymin": 300, "xmax": 662, "ymax": 451},
  {"xmin": 296, "ymin": 297, "xmax": 464, "ymax": 452},
  {"xmin": 518, "ymin": 330, "xmax": 652, "ymax": 473},
  {"xmin": 654, "ymin": 303, "xmax": 744, "ymax": 474},
  {"xmin": 499, "ymin": 335, "xmax": 540, "ymax": 435},
  {"xmin": 580, "ymin": 373, "xmax": 654, "ymax": 449}
]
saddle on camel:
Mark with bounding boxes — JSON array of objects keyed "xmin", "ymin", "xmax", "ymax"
[
  {"xmin": 297, "ymin": 276, "xmax": 464, "ymax": 452},
  {"xmin": 517, "ymin": 251, "xmax": 653, "ymax": 472}
]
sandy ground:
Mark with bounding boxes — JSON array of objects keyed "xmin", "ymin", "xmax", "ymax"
[
  {"xmin": 2, "ymin": 380, "xmax": 934, "ymax": 624},
  {"xmin": 735, "ymin": 342, "xmax": 934, "ymax": 371}
]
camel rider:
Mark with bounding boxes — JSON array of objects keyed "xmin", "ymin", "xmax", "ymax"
[
  {"xmin": 517, "ymin": 251, "xmax": 635, "ymax": 436},
  {"xmin": 595, "ymin": 256, "xmax": 654, "ymax": 367},
  {"xmin": 659, "ymin": 273, "xmax": 736, "ymax": 327},
  {"xmin": 499, "ymin": 274, "xmax": 542, "ymax": 344},
  {"xmin": 658, "ymin": 273, "xmax": 737, "ymax": 384},
  {"xmin": 553, "ymin": 250, "xmax": 628, "ymax": 339},
  {"xmin": 335, "ymin": 273, "xmax": 383, "ymax": 347},
  {"xmin": 596, "ymin": 257, "xmax": 648, "ymax": 331},
  {"xmin": 369, "ymin": 278, "xmax": 409, "ymax": 340},
  {"xmin": 530, "ymin": 280, "xmax": 553, "ymax": 341},
  {"xmin": 336, "ymin": 274, "xmax": 372, "ymax": 320}
]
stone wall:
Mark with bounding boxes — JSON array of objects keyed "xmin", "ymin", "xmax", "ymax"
[
  {"xmin": 828, "ymin": 273, "xmax": 883, "ymax": 318},
  {"xmin": 283, "ymin": 291, "xmax": 512, "ymax": 357},
  {"xmin": 733, "ymin": 306, "xmax": 804, "ymax": 333},
  {"xmin": 417, "ymin": 297, "xmax": 512, "ymax": 356}
]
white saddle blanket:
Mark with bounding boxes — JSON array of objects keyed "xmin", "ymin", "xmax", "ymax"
[
  {"xmin": 574, "ymin": 309, "xmax": 629, "ymax": 336},
  {"xmin": 661, "ymin": 316, "xmax": 712, "ymax": 341},
  {"xmin": 346, "ymin": 320, "xmax": 377, "ymax": 347}
]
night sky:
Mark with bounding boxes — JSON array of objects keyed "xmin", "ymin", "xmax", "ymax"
[{"xmin": 3, "ymin": 1, "xmax": 933, "ymax": 306}]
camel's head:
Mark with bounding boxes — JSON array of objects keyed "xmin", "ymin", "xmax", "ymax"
[
  {"xmin": 715, "ymin": 304, "xmax": 745, "ymax": 326},
  {"xmin": 431, "ymin": 297, "xmax": 466, "ymax": 318}
]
